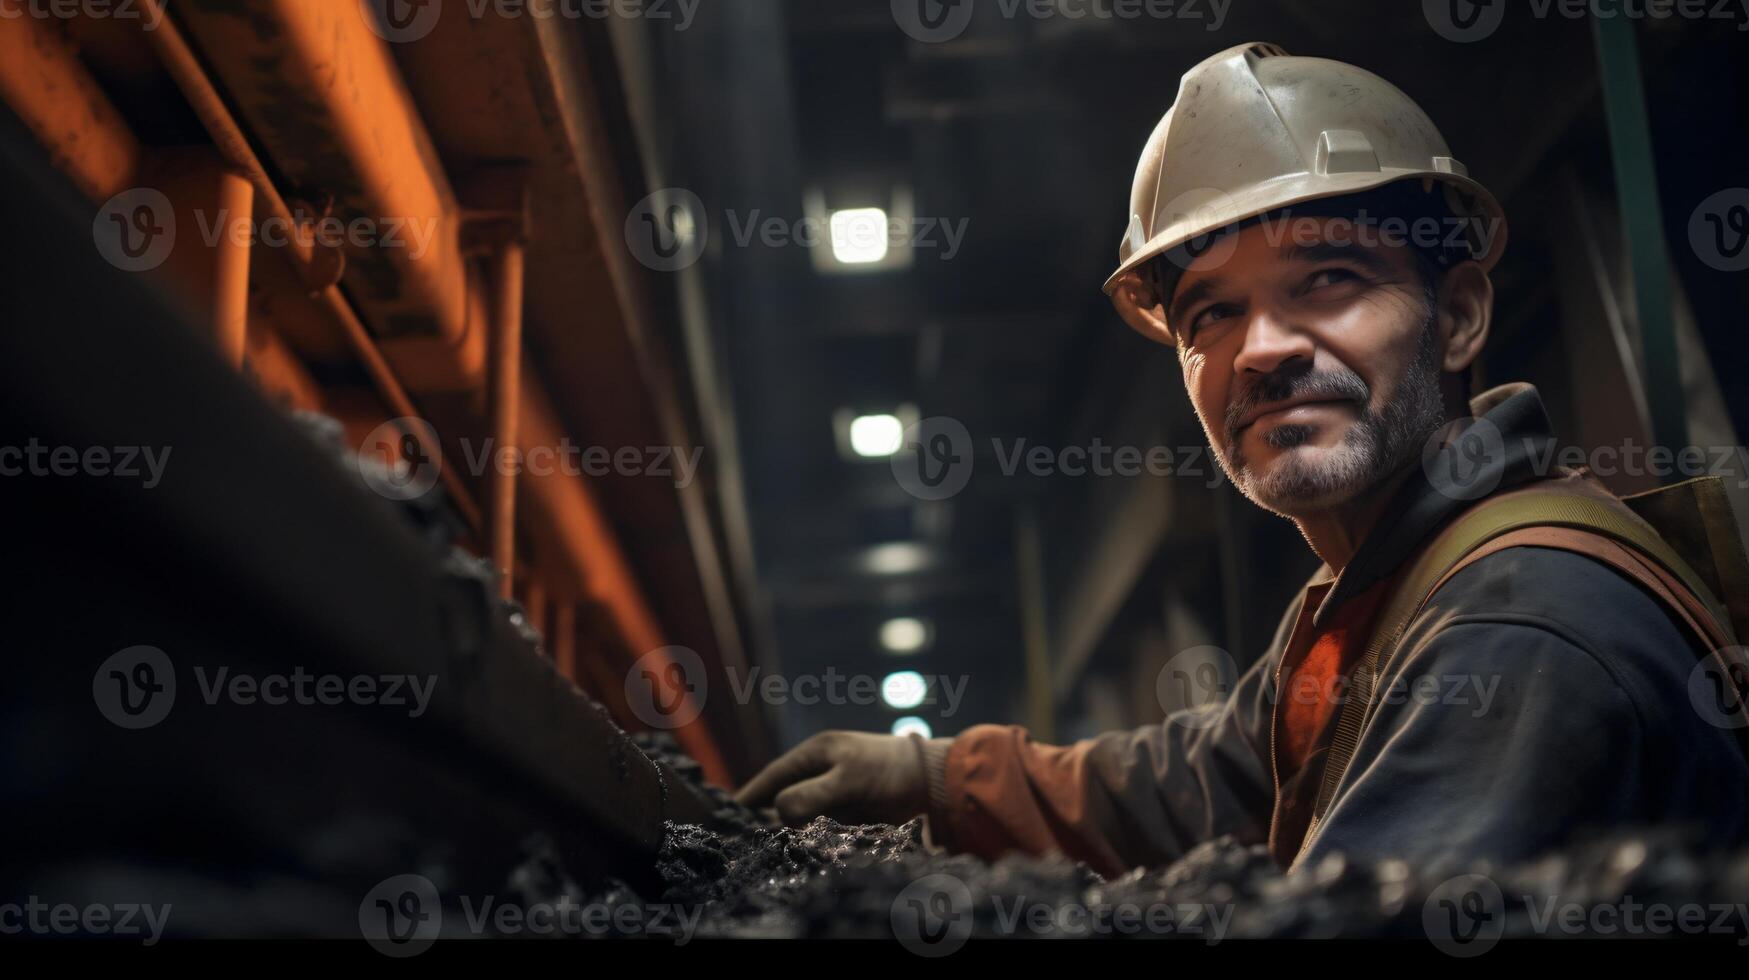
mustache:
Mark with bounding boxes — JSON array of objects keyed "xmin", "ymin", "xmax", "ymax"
[{"xmin": 1224, "ymin": 367, "xmax": 1370, "ymax": 441}]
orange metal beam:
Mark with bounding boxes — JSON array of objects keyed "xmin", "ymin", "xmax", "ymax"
[
  {"xmin": 0, "ymin": 12, "xmax": 141, "ymax": 202},
  {"xmin": 490, "ymin": 242, "xmax": 526, "ymax": 598},
  {"xmin": 551, "ymin": 602, "xmax": 578, "ymax": 681},
  {"xmin": 244, "ymin": 322, "xmax": 325, "ymax": 413},
  {"xmin": 518, "ymin": 382, "xmax": 730, "ymax": 785},
  {"xmin": 111, "ymin": 0, "xmax": 731, "ymax": 780},
  {"xmin": 149, "ymin": 148, "xmax": 253, "ymax": 369},
  {"xmin": 138, "ymin": 0, "xmax": 340, "ymax": 291},
  {"xmin": 171, "ymin": 0, "xmax": 469, "ymax": 344}
]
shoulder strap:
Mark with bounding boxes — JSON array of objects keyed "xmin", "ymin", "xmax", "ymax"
[{"xmin": 1302, "ymin": 488, "xmax": 1740, "ymax": 852}]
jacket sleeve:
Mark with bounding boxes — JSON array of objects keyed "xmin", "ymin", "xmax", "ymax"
[{"xmin": 922, "ymin": 603, "xmax": 1296, "ymax": 877}]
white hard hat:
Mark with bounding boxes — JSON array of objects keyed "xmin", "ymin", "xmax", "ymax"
[{"xmin": 1104, "ymin": 42, "xmax": 1507, "ymax": 296}]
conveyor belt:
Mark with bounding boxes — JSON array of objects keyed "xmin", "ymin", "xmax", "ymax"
[{"xmin": 0, "ymin": 115, "xmax": 712, "ymax": 923}]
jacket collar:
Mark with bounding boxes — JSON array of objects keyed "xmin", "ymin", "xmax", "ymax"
[{"xmin": 1309, "ymin": 382, "xmax": 1559, "ymax": 628}]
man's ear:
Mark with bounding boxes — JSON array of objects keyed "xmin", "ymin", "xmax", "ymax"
[
  {"xmin": 1438, "ymin": 260, "xmax": 1492, "ymax": 373},
  {"xmin": 1111, "ymin": 271, "xmax": 1177, "ymax": 347}
]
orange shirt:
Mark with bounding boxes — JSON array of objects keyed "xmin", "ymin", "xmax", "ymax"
[{"xmin": 1267, "ymin": 574, "xmax": 1394, "ymax": 864}]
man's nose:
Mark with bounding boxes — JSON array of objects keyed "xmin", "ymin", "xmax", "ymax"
[{"xmin": 1230, "ymin": 307, "xmax": 1316, "ymax": 377}]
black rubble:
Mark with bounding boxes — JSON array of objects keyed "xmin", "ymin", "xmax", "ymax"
[{"xmin": 611, "ymin": 732, "xmax": 1749, "ymax": 941}]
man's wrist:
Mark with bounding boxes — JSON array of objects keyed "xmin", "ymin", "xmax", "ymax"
[{"xmin": 910, "ymin": 734, "xmax": 955, "ymax": 840}]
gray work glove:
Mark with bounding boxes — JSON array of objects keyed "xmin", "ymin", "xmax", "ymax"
[{"xmin": 734, "ymin": 731, "xmax": 939, "ymax": 826}]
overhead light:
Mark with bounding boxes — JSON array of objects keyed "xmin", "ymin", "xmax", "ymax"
[
  {"xmin": 880, "ymin": 617, "xmax": 931, "ymax": 654},
  {"xmin": 834, "ymin": 404, "xmax": 918, "ymax": 462},
  {"xmin": 863, "ymin": 542, "xmax": 929, "ymax": 575},
  {"xmin": 881, "ymin": 670, "xmax": 928, "ymax": 710},
  {"xmin": 804, "ymin": 187, "xmax": 915, "ymax": 274},
  {"xmin": 829, "ymin": 208, "xmax": 890, "ymax": 265},
  {"xmin": 848, "ymin": 413, "xmax": 904, "ymax": 458},
  {"xmin": 891, "ymin": 716, "xmax": 933, "ymax": 739}
]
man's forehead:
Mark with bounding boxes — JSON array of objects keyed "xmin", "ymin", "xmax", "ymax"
[
  {"xmin": 1164, "ymin": 221, "xmax": 1410, "ymax": 326},
  {"xmin": 1173, "ymin": 223, "xmax": 1404, "ymax": 293}
]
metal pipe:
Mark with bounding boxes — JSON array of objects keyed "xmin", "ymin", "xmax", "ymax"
[
  {"xmin": 138, "ymin": 0, "xmax": 340, "ymax": 290},
  {"xmin": 207, "ymin": 166, "xmax": 253, "ymax": 368},
  {"xmin": 133, "ymin": 0, "xmax": 727, "ymax": 776},
  {"xmin": 0, "ymin": 12, "xmax": 142, "ymax": 201},
  {"xmin": 171, "ymin": 0, "xmax": 468, "ymax": 343},
  {"xmin": 523, "ymin": 573, "xmax": 547, "ymax": 647},
  {"xmin": 551, "ymin": 602, "xmax": 578, "ymax": 682},
  {"xmin": 490, "ymin": 242, "xmax": 526, "ymax": 598},
  {"xmin": 131, "ymin": 1, "xmax": 479, "ymax": 529},
  {"xmin": 318, "ymin": 284, "xmax": 483, "ymax": 532},
  {"xmin": 1592, "ymin": 15, "xmax": 1689, "ymax": 457}
]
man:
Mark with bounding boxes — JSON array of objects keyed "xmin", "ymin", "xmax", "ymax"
[{"xmin": 737, "ymin": 43, "xmax": 1749, "ymax": 876}]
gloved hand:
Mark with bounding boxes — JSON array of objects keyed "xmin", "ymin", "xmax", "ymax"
[{"xmin": 734, "ymin": 731, "xmax": 931, "ymax": 826}]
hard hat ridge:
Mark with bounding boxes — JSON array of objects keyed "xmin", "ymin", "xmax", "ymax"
[{"xmin": 1105, "ymin": 42, "xmax": 1507, "ymax": 297}]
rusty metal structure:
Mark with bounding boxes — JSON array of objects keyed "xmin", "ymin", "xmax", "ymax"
[
  {"xmin": 0, "ymin": 1, "xmax": 772, "ymax": 786},
  {"xmin": 0, "ymin": 3, "xmax": 791, "ymax": 920}
]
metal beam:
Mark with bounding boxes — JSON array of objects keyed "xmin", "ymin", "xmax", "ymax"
[{"xmin": 1592, "ymin": 14, "xmax": 1689, "ymax": 458}]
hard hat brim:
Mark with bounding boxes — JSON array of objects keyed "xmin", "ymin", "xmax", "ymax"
[{"xmin": 1101, "ymin": 170, "xmax": 1508, "ymax": 297}]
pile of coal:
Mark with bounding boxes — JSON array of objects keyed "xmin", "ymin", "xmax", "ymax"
[
  {"xmin": 591, "ymin": 736, "xmax": 1749, "ymax": 943},
  {"xmin": 631, "ymin": 732, "xmax": 773, "ymax": 836}
]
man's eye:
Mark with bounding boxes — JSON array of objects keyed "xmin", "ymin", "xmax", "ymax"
[
  {"xmin": 1306, "ymin": 267, "xmax": 1360, "ymax": 290},
  {"xmin": 1187, "ymin": 303, "xmax": 1238, "ymax": 338}
]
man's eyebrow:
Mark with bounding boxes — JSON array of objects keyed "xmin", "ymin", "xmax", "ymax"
[
  {"xmin": 1167, "ymin": 275, "xmax": 1223, "ymax": 329},
  {"xmin": 1283, "ymin": 241, "xmax": 1394, "ymax": 276}
]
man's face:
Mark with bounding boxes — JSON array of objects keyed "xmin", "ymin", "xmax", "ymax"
[{"xmin": 1166, "ymin": 220, "xmax": 1448, "ymax": 518}]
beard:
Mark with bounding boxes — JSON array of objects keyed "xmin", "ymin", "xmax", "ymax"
[{"xmin": 1211, "ymin": 310, "xmax": 1447, "ymax": 519}]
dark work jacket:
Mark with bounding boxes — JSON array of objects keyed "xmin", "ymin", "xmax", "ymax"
[{"xmin": 924, "ymin": 383, "xmax": 1749, "ymax": 876}]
